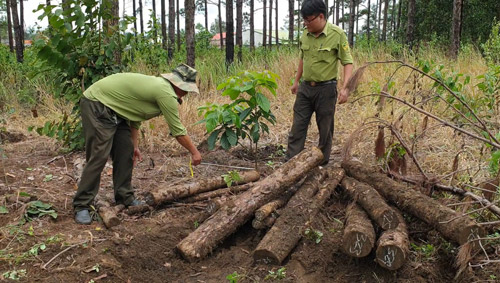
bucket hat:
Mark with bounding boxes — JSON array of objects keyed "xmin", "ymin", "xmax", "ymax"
[{"xmin": 161, "ymin": 63, "xmax": 199, "ymax": 94}]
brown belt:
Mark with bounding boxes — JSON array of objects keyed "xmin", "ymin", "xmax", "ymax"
[{"xmin": 304, "ymin": 79, "xmax": 337, "ymax": 87}]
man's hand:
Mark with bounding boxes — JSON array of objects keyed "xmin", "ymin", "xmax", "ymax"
[
  {"xmin": 291, "ymin": 82, "xmax": 299, "ymax": 94},
  {"xmin": 338, "ymin": 88, "xmax": 349, "ymax": 104},
  {"xmin": 191, "ymin": 151, "xmax": 202, "ymax": 166},
  {"xmin": 133, "ymin": 147, "xmax": 143, "ymax": 166}
]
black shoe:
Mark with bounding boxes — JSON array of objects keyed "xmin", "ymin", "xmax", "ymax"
[
  {"xmin": 128, "ymin": 199, "xmax": 146, "ymax": 207},
  {"xmin": 75, "ymin": 209, "xmax": 92, "ymax": 225}
]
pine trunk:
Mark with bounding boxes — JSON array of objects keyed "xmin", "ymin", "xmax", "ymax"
[
  {"xmin": 375, "ymin": 208, "xmax": 409, "ymax": 270},
  {"xmin": 341, "ymin": 203, "xmax": 376, "ymax": 257},
  {"xmin": 342, "ymin": 161, "xmax": 485, "ymax": 245},
  {"xmin": 177, "ymin": 147, "xmax": 324, "ymax": 261},
  {"xmin": 225, "ymin": 0, "xmax": 234, "ymax": 66},
  {"xmin": 341, "ymin": 176, "xmax": 399, "ymax": 230},
  {"xmin": 10, "ymin": 0, "xmax": 23, "ymax": 62},
  {"xmin": 185, "ymin": 0, "xmax": 195, "ymax": 67},
  {"xmin": 253, "ymin": 167, "xmax": 345, "ymax": 264},
  {"xmin": 145, "ymin": 170, "xmax": 260, "ymax": 206},
  {"xmin": 168, "ymin": 0, "xmax": 175, "ymax": 59}
]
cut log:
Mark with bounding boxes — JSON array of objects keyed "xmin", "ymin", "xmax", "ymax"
[
  {"xmin": 176, "ymin": 147, "xmax": 324, "ymax": 261},
  {"xmin": 96, "ymin": 200, "xmax": 125, "ymax": 229},
  {"xmin": 253, "ymin": 167, "xmax": 345, "ymax": 264},
  {"xmin": 180, "ymin": 183, "xmax": 254, "ymax": 203},
  {"xmin": 342, "ymin": 161, "xmax": 485, "ymax": 245},
  {"xmin": 254, "ymin": 199, "xmax": 286, "ymax": 222},
  {"xmin": 341, "ymin": 203, "xmax": 376, "ymax": 258},
  {"xmin": 341, "ymin": 176, "xmax": 399, "ymax": 230},
  {"xmin": 252, "ymin": 215, "xmax": 277, "ymax": 230},
  {"xmin": 126, "ymin": 204, "xmax": 151, "ymax": 215},
  {"xmin": 376, "ymin": 209, "xmax": 409, "ymax": 270},
  {"xmin": 145, "ymin": 170, "xmax": 260, "ymax": 206}
]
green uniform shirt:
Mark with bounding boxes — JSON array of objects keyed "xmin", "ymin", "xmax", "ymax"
[
  {"xmin": 83, "ymin": 73, "xmax": 187, "ymax": 136},
  {"xmin": 300, "ymin": 22, "xmax": 354, "ymax": 82}
]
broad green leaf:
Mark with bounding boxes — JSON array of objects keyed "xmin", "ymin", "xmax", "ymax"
[
  {"xmin": 226, "ymin": 129, "xmax": 238, "ymax": 146},
  {"xmin": 256, "ymin": 93, "xmax": 271, "ymax": 112},
  {"xmin": 220, "ymin": 133, "xmax": 230, "ymax": 150},
  {"xmin": 207, "ymin": 130, "xmax": 220, "ymax": 151}
]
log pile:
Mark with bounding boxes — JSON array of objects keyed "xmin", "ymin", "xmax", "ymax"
[{"xmin": 83, "ymin": 146, "xmax": 487, "ymax": 271}]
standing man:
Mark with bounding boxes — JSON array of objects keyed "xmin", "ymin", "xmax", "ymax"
[
  {"xmin": 287, "ymin": 0, "xmax": 353, "ymax": 165},
  {"xmin": 74, "ymin": 64, "xmax": 202, "ymax": 224}
]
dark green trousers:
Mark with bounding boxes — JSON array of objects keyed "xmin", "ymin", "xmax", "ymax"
[
  {"xmin": 73, "ymin": 97, "xmax": 135, "ymax": 212},
  {"xmin": 286, "ymin": 82, "xmax": 338, "ymax": 164}
]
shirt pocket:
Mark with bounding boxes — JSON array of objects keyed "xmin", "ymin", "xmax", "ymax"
[
  {"xmin": 317, "ymin": 47, "xmax": 334, "ymax": 63},
  {"xmin": 301, "ymin": 44, "xmax": 311, "ymax": 57}
]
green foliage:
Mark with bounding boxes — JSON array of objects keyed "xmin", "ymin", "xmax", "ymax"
[
  {"xmin": 411, "ymin": 242, "xmax": 436, "ymax": 261},
  {"xmin": 197, "ymin": 70, "xmax": 279, "ymax": 153},
  {"xmin": 304, "ymin": 228, "xmax": 323, "ymax": 244},
  {"xmin": 2, "ymin": 269, "xmax": 27, "ymax": 281},
  {"xmin": 0, "ymin": 206, "xmax": 8, "ymax": 214},
  {"xmin": 32, "ymin": 0, "xmax": 133, "ymax": 150},
  {"xmin": 265, "ymin": 267, "xmax": 286, "ymax": 280},
  {"xmin": 221, "ymin": 170, "xmax": 241, "ymax": 187},
  {"xmin": 22, "ymin": 201, "xmax": 58, "ymax": 223},
  {"xmin": 226, "ymin": 271, "xmax": 241, "ymax": 283}
]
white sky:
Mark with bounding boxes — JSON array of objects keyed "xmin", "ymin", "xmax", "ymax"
[{"xmin": 23, "ymin": 0, "xmax": 292, "ymax": 32}]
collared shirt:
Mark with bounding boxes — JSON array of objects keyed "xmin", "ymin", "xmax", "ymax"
[
  {"xmin": 83, "ymin": 73, "xmax": 187, "ymax": 136},
  {"xmin": 300, "ymin": 22, "xmax": 353, "ymax": 82}
]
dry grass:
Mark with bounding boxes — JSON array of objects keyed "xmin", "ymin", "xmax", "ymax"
[{"xmin": 2, "ymin": 46, "xmax": 497, "ymax": 194}]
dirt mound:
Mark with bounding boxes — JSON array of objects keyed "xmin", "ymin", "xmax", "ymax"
[{"xmin": 0, "ymin": 130, "xmax": 26, "ymax": 143}]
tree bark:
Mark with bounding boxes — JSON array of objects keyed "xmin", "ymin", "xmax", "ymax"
[
  {"xmin": 185, "ymin": 0, "xmax": 196, "ymax": 67},
  {"xmin": 348, "ymin": 0, "xmax": 354, "ymax": 46},
  {"xmin": 161, "ymin": 0, "xmax": 167, "ymax": 50},
  {"xmin": 139, "ymin": 0, "xmax": 144, "ymax": 34},
  {"xmin": 180, "ymin": 182, "xmax": 254, "ymax": 203},
  {"xmin": 236, "ymin": 0, "xmax": 242, "ymax": 62},
  {"xmin": 225, "ymin": 0, "xmax": 234, "ymax": 66},
  {"xmin": 382, "ymin": 0, "xmax": 388, "ymax": 41},
  {"xmin": 367, "ymin": 0, "xmax": 371, "ymax": 41},
  {"xmin": 10, "ymin": 0, "xmax": 23, "ymax": 62},
  {"xmin": 288, "ymin": 0, "xmax": 294, "ymax": 45},
  {"xmin": 375, "ymin": 208, "xmax": 409, "ymax": 270},
  {"xmin": 218, "ymin": 0, "xmax": 223, "ymax": 49},
  {"xmin": 252, "ymin": 214, "xmax": 277, "ymax": 230},
  {"xmin": 176, "ymin": 0, "xmax": 180, "ymax": 51},
  {"xmin": 145, "ymin": 170, "xmax": 260, "ymax": 206},
  {"xmin": 133, "ymin": 0, "xmax": 137, "ymax": 36},
  {"xmin": 5, "ymin": 0, "xmax": 15, "ymax": 53},
  {"xmin": 96, "ymin": 200, "xmax": 125, "ymax": 229},
  {"xmin": 335, "ymin": 0, "xmax": 339, "ymax": 26},
  {"xmin": 152, "ymin": 0, "xmax": 157, "ymax": 41},
  {"xmin": 341, "ymin": 176, "xmax": 399, "ymax": 230},
  {"xmin": 168, "ymin": 0, "xmax": 175, "ymax": 59},
  {"xmin": 19, "ymin": 0, "xmax": 23, "ymax": 50},
  {"xmin": 406, "ymin": 0, "xmax": 415, "ymax": 48},
  {"xmin": 250, "ymin": 0, "xmax": 254, "ymax": 51},
  {"xmin": 342, "ymin": 161, "xmax": 485, "ymax": 245},
  {"xmin": 204, "ymin": 0, "xmax": 208, "ymax": 30},
  {"xmin": 255, "ymin": 198, "xmax": 286, "ymax": 221},
  {"xmin": 262, "ymin": 0, "xmax": 267, "ymax": 47},
  {"xmin": 253, "ymin": 167, "xmax": 345, "ymax": 264},
  {"xmin": 268, "ymin": 0, "xmax": 272, "ymax": 49},
  {"xmin": 275, "ymin": 0, "xmax": 278, "ymax": 47},
  {"xmin": 341, "ymin": 203, "xmax": 376, "ymax": 258},
  {"xmin": 177, "ymin": 147, "xmax": 324, "ymax": 261},
  {"xmin": 450, "ymin": 0, "xmax": 463, "ymax": 59}
]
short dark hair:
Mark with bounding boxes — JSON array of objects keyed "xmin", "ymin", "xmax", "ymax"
[{"xmin": 301, "ymin": 0, "xmax": 327, "ymax": 18}]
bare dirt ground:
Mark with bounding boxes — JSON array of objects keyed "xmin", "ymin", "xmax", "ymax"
[{"xmin": 0, "ymin": 130, "xmax": 498, "ymax": 283}]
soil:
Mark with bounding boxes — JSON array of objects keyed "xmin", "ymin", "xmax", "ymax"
[{"xmin": 0, "ymin": 130, "xmax": 498, "ymax": 283}]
